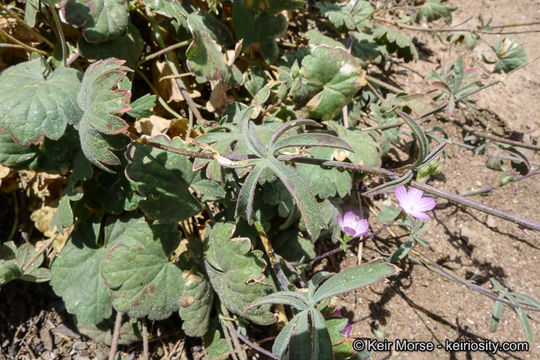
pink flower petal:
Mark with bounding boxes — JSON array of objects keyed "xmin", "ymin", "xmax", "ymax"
[
  {"xmin": 411, "ymin": 211, "xmax": 430, "ymax": 220},
  {"xmin": 415, "ymin": 197, "xmax": 436, "ymax": 211},
  {"xmin": 395, "ymin": 186, "xmax": 407, "ymax": 202},
  {"xmin": 343, "ymin": 211, "xmax": 357, "ymax": 226},
  {"xmin": 408, "ymin": 188, "xmax": 424, "ymax": 201},
  {"xmin": 336, "ymin": 215, "xmax": 344, "ymax": 228}
]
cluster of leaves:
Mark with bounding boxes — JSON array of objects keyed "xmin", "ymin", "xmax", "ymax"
[{"xmin": 0, "ymin": 0, "xmax": 533, "ymax": 358}]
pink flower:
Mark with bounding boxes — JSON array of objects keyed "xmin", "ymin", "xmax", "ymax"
[
  {"xmin": 336, "ymin": 211, "xmax": 370, "ymax": 237},
  {"xmin": 395, "ymin": 185, "xmax": 436, "ymax": 220}
]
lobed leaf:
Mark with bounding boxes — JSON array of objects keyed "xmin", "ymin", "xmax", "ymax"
[
  {"xmin": 60, "ymin": 0, "xmax": 129, "ymax": 44},
  {"xmin": 101, "ymin": 217, "xmax": 184, "ymax": 320},
  {"xmin": 125, "ymin": 136, "xmax": 202, "ymax": 223},
  {"xmin": 416, "ymin": 0, "xmax": 456, "ymax": 23},
  {"xmin": 0, "ymin": 59, "xmax": 83, "ymax": 145},
  {"xmin": 77, "ymin": 58, "xmax": 132, "ymax": 171},
  {"xmin": 302, "ymin": 46, "xmax": 367, "ymax": 120},
  {"xmin": 203, "ymin": 222, "xmax": 275, "ymax": 324}
]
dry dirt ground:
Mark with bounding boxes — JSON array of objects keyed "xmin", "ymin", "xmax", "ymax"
[
  {"xmin": 0, "ymin": 1, "xmax": 539, "ymax": 359},
  {"xmin": 335, "ymin": 1, "xmax": 540, "ymax": 359}
]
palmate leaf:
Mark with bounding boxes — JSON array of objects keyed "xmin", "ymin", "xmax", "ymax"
[
  {"xmin": 203, "ymin": 222, "xmax": 275, "ymax": 324},
  {"xmin": 317, "ymin": 1, "xmax": 373, "ymax": 31},
  {"xmin": 0, "ymin": 59, "xmax": 83, "ymax": 145},
  {"xmin": 416, "ymin": 0, "xmax": 456, "ymax": 23},
  {"xmin": 78, "ymin": 23, "xmax": 144, "ymax": 68},
  {"xmin": 60, "ymin": 0, "xmax": 129, "ymax": 44},
  {"xmin": 101, "ymin": 217, "xmax": 184, "ymax": 320},
  {"xmin": 373, "ymin": 28, "xmax": 418, "ymax": 62},
  {"xmin": 186, "ymin": 15, "xmax": 229, "ymax": 83},
  {"xmin": 301, "ymin": 46, "xmax": 367, "ymax": 120},
  {"xmin": 491, "ymin": 38, "xmax": 527, "ymax": 73},
  {"xmin": 231, "ymin": 2, "xmax": 288, "ymax": 64},
  {"xmin": 77, "ymin": 58, "xmax": 132, "ymax": 172},
  {"xmin": 125, "ymin": 136, "xmax": 202, "ymax": 223},
  {"xmin": 326, "ymin": 121, "xmax": 381, "ymax": 167},
  {"xmin": 50, "ymin": 219, "xmax": 111, "ymax": 324}
]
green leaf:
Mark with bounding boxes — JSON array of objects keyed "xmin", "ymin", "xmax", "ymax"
[
  {"xmin": 311, "ymin": 260, "xmax": 398, "ymax": 304},
  {"xmin": 272, "ymin": 312, "xmax": 299, "ymax": 358},
  {"xmin": 186, "ymin": 16, "xmax": 229, "ymax": 83},
  {"xmin": 301, "ymin": 46, "xmax": 367, "ymax": 120},
  {"xmin": 186, "ymin": 11, "xmax": 234, "ymax": 46},
  {"xmin": 416, "ymin": 0, "xmax": 456, "ymax": 23},
  {"xmin": 50, "ymin": 219, "xmax": 112, "ymax": 324},
  {"xmin": 266, "ymin": 157, "xmax": 325, "ymax": 240},
  {"xmin": 317, "ymin": 1, "xmax": 373, "ymax": 30},
  {"xmin": 25, "ymin": 0, "xmax": 39, "ymax": 27},
  {"xmin": 310, "ymin": 308, "xmax": 333, "ymax": 360},
  {"xmin": 326, "ymin": 121, "xmax": 382, "ymax": 167},
  {"xmin": 377, "ymin": 205, "xmax": 401, "ymax": 223},
  {"xmin": 232, "ymin": 2, "xmax": 288, "ymax": 64},
  {"xmin": 125, "ymin": 136, "xmax": 202, "ymax": 223},
  {"xmin": 203, "ymin": 320, "xmax": 229, "ymax": 359},
  {"xmin": 289, "ymin": 309, "xmax": 311, "ymax": 360},
  {"xmin": 350, "ymin": 32, "xmax": 385, "ymax": 65},
  {"xmin": 373, "ymin": 28, "xmax": 418, "ymax": 62},
  {"xmin": 60, "ymin": 0, "xmax": 129, "ymax": 43},
  {"xmin": 127, "ymin": 94, "xmax": 157, "ymax": 118},
  {"xmin": 178, "ymin": 270, "xmax": 214, "ymax": 337},
  {"xmin": 271, "ymin": 133, "xmax": 353, "ymax": 155},
  {"xmin": 0, "ymin": 133, "xmax": 39, "ymax": 169},
  {"xmin": 326, "ymin": 317, "xmax": 355, "ymax": 359},
  {"xmin": 101, "ymin": 218, "xmax": 184, "ymax": 320},
  {"xmin": 50, "ymin": 152, "xmax": 93, "ymax": 231},
  {"xmin": 490, "ymin": 293, "xmax": 505, "ymax": 332},
  {"xmin": 398, "ymin": 112, "xmax": 429, "ymax": 169},
  {"xmin": 273, "ymin": 229, "xmax": 315, "ymax": 263},
  {"xmin": 0, "ymin": 262, "xmax": 22, "ymax": 286},
  {"xmin": 78, "ymin": 23, "xmax": 144, "ymax": 68},
  {"xmin": 492, "ymin": 38, "xmax": 527, "ymax": 73},
  {"xmin": 236, "ymin": 162, "xmax": 267, "ymax": 224},
  {"xmin": 238, "ymin": 0, "xmax": 305, "ymax": 13},
  {"xmin": 0, "ymin": 59, "xmax": 83, "ymax": 145},
  {"xmin": 203, "ymin": 222, "xmax": 275, "ymax": 324},
  {"xmin": 296, "ymin": 147, "xmax": 353, "ymax": 199},
  {"xmin": 388, "ymin": 238, "xmax": 414, "ymax": 263},
  {"xmin": 244, "ymin": 291, "xmax": 309, "ymax": 313},
  {"xmin": 77, "ymin": 58, "xmax": 132, "ymax": 171}
]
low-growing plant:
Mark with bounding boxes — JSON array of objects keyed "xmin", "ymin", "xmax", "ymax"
[{"xmin": 0, "ymin": 0, "xmax": 538, "ymax": 359}]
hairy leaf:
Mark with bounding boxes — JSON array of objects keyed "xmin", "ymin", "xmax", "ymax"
[
  {"xmin": 310, "ymin": 308, "xmax": 333, "ymax": 360},
  {"xmin": 272, "ymin": 312, "xmax": 299, "ymax": 358},
  {"xmin": 243, "ymin": 291, "xmax": 309, "ymax": 313},
  {"xmin": 317, "ymin": 1, "xmax": 373, "ymax": 30},
  {"xmin": 232, "ymin": 2, "xmax": 288, "ymax": 64},
  {"xmin": 311, "ymin": 260, "xmax": 398, "ymax": 304},
  {"xmin": 101, "ymin": 217, "xmax": 183, "ymax": 320},
  {"xmin": 78, "ymin": 23, "xmax": 144, "ymax": 67},
  {"xmin": 125, "ymin": 136, "xmax": 202, "ymax": 223},
  {"xmin": 296, "ymin": 147, "xmax": 353, "ymax": 199},
  {"xmin": 302, "ymin": 46, "xmax": 367, "ymax": 120},
  {"xmin": 326, "ymin": 121, "xmax": 381, "ymax": 167},
  {"xmin": 76, "ymin": 316, "xmax": 142, "ymax": 346},
  {"xmin": 492, "ymin": 38, "xmax": 527, "ymax": 73},
  {"xmin": 60, "ymin": 0, "xmax": 129, "ymax": 43},
  {"xmin": 186, "ymin": 16, "xmax": 229, "ymax": 83},
  {"xmin": 373, "ymin": 28, "xmax": 418, "ymax": 62},
  {"xmin": 128, "ymin": 94, "xmax": 157, "ymax": 119},
  {"xmin": 204, "ymin": 222, "xmax": 275, "ymax": 324},
  {"xmin": 289, "ymin": 309, "xmax": 311, "ymax": 360},
  {"xmin": 50, "ymin": 219, "xmax": 112, "ymax": 324},
  {"xmin": 0, "ymin": 59, "xmax": 82, "ymax": 145},
  {"xmin": 77, "ymin": 58, "xmax": 132, "ymax": 171},
  {"xmin": 417, "ymin": 0, "xmax": 456, "ymax": 23},
  {"xmin": 178, "ymin": 269, "xmax": 214, "ymax": 337}
]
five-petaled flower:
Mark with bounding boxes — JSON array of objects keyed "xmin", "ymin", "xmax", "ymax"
[
  {"xmin": 336, "ymin": 211, "xmax": 370, "ymax": 238},
  {"xmin": 395, "ymin": 185, "xmax": 436, "ymax": 220}
]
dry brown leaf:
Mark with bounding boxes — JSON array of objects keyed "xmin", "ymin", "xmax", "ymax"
[
  {"xmin": 30, "ymin": 206, "xmax": 57, "ymax": 237},
  {"xmin": 134, "ymin": 115, "xmax": 172, "ymax": 137},
  {"xmin": 153, "ymin": 61, "xmax": 201, "ymax": 103},
  {"xmin": 206, "ymin": 81, "xmax": 230, "ymax": 115},
  {"xmin": 0, "ymin": 165, "xmax": 10, "ymax": 187}
]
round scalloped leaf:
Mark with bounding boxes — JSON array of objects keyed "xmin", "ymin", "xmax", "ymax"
[
  {"xmin": 61, "ymin": 0, "xmax": 129, "ymax": 44},
  {"xmin": 178, "ymin": 270, "xmax": 214, "ymax": 337},
  {"xmin": 203, "ymin": 222, "xmax": 275, "ymax": 325},
  {"xmin": 0, "ymin": 59, "xmax": 83, "ymax": 145},
  {"xmin": 76, "ymin": 316, "xmax": 142, "ymax": 346},
  {"xmin": 101, "ymin": 218, "xmax": 183, "ymax": 320},
  {"xmin": 125, "ymin": 136, "xmax": 202, "ymax": 223},
  {"xmin": 78, "ymin": 24, "xmax": 144, "ymax": 68},
  {"xmin": 0, "ymin": 133, "xmax": 39, "ymax": 169},
  {"xmin": 76, "ymin": 58, "xmax": 132, "ymax": 171},
  {"xmin": 238, "ymin": 0, "xmax": 305, "ymax": 13},
  {"xmin": 302, "ymin": 46, "xmax": 367, "ymax": 120},
  {"xmin": 50, "ymin": 219, "xmax": 112, "ymax": 324}
]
